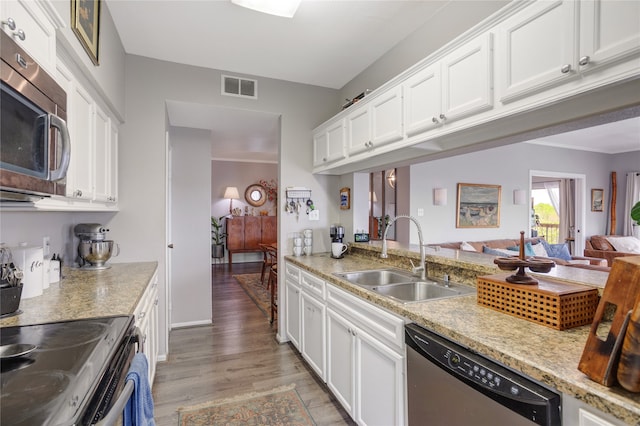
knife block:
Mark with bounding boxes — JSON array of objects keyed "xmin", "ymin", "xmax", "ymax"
[{"xmin": 578, "ymin": 256, "xmax": 640, "ymax": 387}]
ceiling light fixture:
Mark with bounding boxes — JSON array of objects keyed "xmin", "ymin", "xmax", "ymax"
[{"xmin": 231, "ymin": 0, "xmax": 302, "ymax": 18}]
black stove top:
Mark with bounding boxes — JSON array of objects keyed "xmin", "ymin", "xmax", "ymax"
[{"xmin": 0, "ymin": 315, "xmax": 134, "ymax": 426}]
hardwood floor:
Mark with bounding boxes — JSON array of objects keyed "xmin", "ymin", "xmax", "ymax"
[{"xmin": 152, "ymin": 262, "xmax": 355, "ymax": 425}]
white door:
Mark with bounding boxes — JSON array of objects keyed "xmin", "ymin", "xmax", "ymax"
[
  {"xmin": 301, "ymin": 292, "xmax": 326, "ymax": 381},
  {"xmin": 164, "ymin": 131, "xmax": 173, "ymax": 350},
  {"xmin": 326, "ymin": 308, "xmax": 355, "ymax": 416}
]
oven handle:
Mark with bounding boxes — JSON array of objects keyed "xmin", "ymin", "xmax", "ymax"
[
  {"xmin": 93, "ymin": 379, "xmax": 135, "ymax": 426},
  {"xmin": 93, "ymin": 326, "xmax": 143, "ymax": 426}
]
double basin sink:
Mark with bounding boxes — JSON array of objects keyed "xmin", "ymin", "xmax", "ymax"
[{"xmin": 333, "ymin": 269, "xmax": 475, "ymax": 303}]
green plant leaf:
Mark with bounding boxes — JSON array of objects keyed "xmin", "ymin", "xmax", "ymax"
[{"xmin": 631, "ymin": 201, "xmax": 640, "ymax": 225}]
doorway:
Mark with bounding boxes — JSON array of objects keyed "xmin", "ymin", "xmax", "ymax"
[
  {"xmin": 530, "ymin": 170, "xmax": 586, "ymax": 255},
  {"xmin": 369, "ymin": 169, "xmax": 397, "ymax": 240}
]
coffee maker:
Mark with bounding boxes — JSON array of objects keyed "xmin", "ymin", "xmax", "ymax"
[
  {"xmin": 330, "ymin": 225, "xmax": 346, "ymax": 259},
  {"xmin": 74, "ymin": 223, "xmax": 119, "ymax": 269}
]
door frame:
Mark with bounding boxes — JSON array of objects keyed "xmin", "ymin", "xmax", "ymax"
[{"xmin": 530, "ymin": 170, "xmax": 586, "ymax": 255}]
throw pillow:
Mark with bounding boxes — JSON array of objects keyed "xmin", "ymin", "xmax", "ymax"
[
  {"xmin": 591, "ymin": 235, "xmax": 614, "ymax": 251},
  {"xmin": 605, "ymin": 236, "xmax": 640, "ymax": 254},
  {"xmin": 507, "ymin": 242, "xmax": 535, "ymax": 257},
  {"xmin": 482, "ymin": 246, "xmax": 517, "ymax": 257},
  {"xmin": 540, "ymin": 240, "xmax": 572, "ymax": 261},
  {"xmin": 460, "ymin": 241, "xmax": 477, "ymax": 251},
  {"xmin": 531, "ymin": 242, "xmax": 549, "ymax": 257}
]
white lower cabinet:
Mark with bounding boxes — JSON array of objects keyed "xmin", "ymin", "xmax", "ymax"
[
  {"xmin": 134, "ymin": 271, "xmax": 159, "ymax": 386},
  {"xmin": 283, "ymin": 262, "xmax": 406, "ymax": 426}
]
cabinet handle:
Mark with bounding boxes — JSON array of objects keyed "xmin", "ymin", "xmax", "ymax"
[
  {"xmin": 322, "ymin": 157, "xmax": 327, "ymax": 162},
  {"xmin": 2, "ymin": 17, "xmax": 16, "ymax": 31},
  {"xmin": 431, "ymin": 117, "xmax": 439, "ymax": 123},
  {"xmin": 579, "ymin": 55, "xmax": 590, "ymax": 66},
  {"xmin": 74, "ymin": 189, "xmax": 83, "ymax": 197},
  {"xmin": 139, "ymin": 311, "xmax": 146, "ymax": 319},
  {"xmin": 439, "ymin": 113, "xmax": 446, "ymax": 120},
  {"xmin": 14, "ymin": 29, "xmax": 25, "ymax": 41},
  {"xmin": 560, "ymin": 64, "xmax": 572, "ymax": 74}
]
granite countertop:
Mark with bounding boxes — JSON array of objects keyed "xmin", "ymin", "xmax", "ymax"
[
  {"xmin": 285, "ymin": 250, "xmax": 639, "ymax": 425},
  {"xmin": 0, "ymin": 262, "xmax": 158, "ymax": 327}
]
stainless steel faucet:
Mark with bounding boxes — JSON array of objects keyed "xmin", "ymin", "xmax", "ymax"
[{"xmin": 380, "ymin": 215, "xmax": 426, "ymax": 280}]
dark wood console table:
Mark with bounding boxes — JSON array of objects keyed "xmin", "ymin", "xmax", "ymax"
[{"xmin": 226, "ymin": 216, "xmax": 276, "ymax": 269}]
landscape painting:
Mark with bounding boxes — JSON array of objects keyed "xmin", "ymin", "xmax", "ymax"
[{"xmin": 456, "ymin": 183, "xmax": 501, "ymax": 228}]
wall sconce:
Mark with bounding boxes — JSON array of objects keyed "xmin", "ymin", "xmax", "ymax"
[
  {"xmin": 223, "ymin": 186, "xmax": 240, "ymax": 213},
  {"xmin": 433, "ymin": 188, "xmax": 447, "ymax": 206},
  {"xmin": 513, "ymin": 189, "xmax": 527, "ymax": 205}
]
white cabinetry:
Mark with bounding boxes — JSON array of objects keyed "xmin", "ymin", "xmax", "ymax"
[
  {"xmin": 299, "ymin": 271, "xmax": 326, "ymax": 381},
  {"xmin": 347, "ymin": 85, "xmax": 403, "ymax": 156},
  {"xmin": 134, "ymin": 270, "xmax": 159, "ymax": 385},
  {"xmin": 498, "ymin": 0, "xmax": 640, "ymax": 103},
  {"xmin": 284, "ymin": 263, "xmax": 301, "ymax": 349},
  {"xmin": 326, "ymin": 284, "xmax": 405, "ymax": 426},
  {"xmin": 56, "ymin": 60, "xmax": 118, "ymax": 206},
  {"xmin": 313, "ymin": 119, "xmax": 346, "ymax": 167},
  {"xmin": 404, "ymin": 33, "xmax": 494, "ymax": 137},
  {"xmin": 1, "ymin": 0, "xmax": 58, "ymax": 74}
]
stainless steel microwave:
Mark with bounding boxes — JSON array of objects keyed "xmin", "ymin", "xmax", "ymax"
[{"xmin": 0, "ymin": 31, "xmax": 70, "ymax": 201}]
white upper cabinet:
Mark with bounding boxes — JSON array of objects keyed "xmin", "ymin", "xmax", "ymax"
[
  {"xmin": 313, "ymin": 119, "xmax": 346, "ymax": 167},
  {"xmin": 1, "ymin": 0, "xmax": 59, "ymax": 74},
  {"xmin": 578, "ymin": 0, "xmax": 640, "ymax": 73},
  {"xmin": 347, "ymin": 85, "xmax": 403, "ymax": 156},
  {"xmin": 498, "ymin": 0, "xmax": 640, "ymax": 103},
  {"xmin": 404, "ymin": 33, "xmax": 494, "ymax": 137}
]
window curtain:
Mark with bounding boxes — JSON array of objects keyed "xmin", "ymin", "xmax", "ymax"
[
  {"xmin": 543, "ymin": 181, "xmax": 560, "ymax": 215},
  {"xmin": 559, "ymin": 179, "xmax": 575, "ymax": 243},
  {"xmin": 623, "ymin": 172, "xmax": 640, "ymax": 236}
]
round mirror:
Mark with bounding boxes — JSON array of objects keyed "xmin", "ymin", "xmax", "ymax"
[{"xmin": 245, "ymin": 184, "xmax": 267, "ymax": 207}]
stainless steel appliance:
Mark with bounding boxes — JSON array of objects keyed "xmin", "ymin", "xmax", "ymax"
[
  {"xmin": 0, "ymin": 315, "xmax": 139, "ymax": 425},
  {"xmin": 330, "ymin": 225, "xmax": 345, "ymax": 259},
  {"xmin": 405, "ymin": 323, "xmax": 561, "ymax": 426},
  {"xmin": 0, "ymin": 31, "xmax": 71, "ymax": 201},
  {"xmin": 75, "ymin": 223, "xmax": 119, "ymax": 269}
]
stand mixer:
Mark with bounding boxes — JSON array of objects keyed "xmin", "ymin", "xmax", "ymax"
[{"xmin": 74, "ymin": 224, "xmax": 119, "ymax": 270}]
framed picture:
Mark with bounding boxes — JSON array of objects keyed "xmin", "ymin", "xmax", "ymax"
[
  {"xmin": 591, "ymin": 188, "xmax": 604, "ymax": 212},
  {"xmin": 456, "ymin": 183, "xmax": 501, "ymax": 228},
  {"xmin": 71, "ymin": 0, "xmax": 101, "ymax": 65},
  {"xmin": 340, "ymin": 187, "xmax": 350, "ymax": 210}
]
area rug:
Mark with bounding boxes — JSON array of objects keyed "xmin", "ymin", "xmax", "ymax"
[
  {"xmin": 233, "ymin": 273, "xmax": 271, "ymax": 318},
  {"xmin": 177, "ymin": 384, "xmax": 316, "ymax": 426}
]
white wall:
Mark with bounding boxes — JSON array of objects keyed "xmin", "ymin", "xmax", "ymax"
[{"xmin": 169, "ymin": 127, "xmax": 212, "ymax": 327}]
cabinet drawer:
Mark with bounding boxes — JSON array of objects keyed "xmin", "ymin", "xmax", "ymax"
[
  {"xmin": 285, "ymin": 262, "xmax": 300, "ymax": 283},
  {"xmin": 300, "ymin": 270, "xmax": 326, "ymax": 301},
  {"xmin": 327, "ymin": 284, "xmax": 405, "ymax": 352}
]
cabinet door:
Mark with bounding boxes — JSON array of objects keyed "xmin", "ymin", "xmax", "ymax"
[
  {"xmin": 108, "ymin": 122, "xmax": 119, "ymax": 203},
  {"xmin": 285, "ymin": 279, "xmax": 301, "ymax": 349},
  {"xmin": 1, "ymin": 0, "xmax": 56, "ymax": 74},
  {"xmin": 244, "ymin": 216, "xmax": 261, "ymax": 249},
  {"xmin": 579, "ymin": 0, "xmax": 640, "ymax": 73},
  {"xmin": 226, "ymin": 218, "xmax": 244, "ymax": 250},
  {"xmin": 326, "ymin": 308, "xmax": 355, "ymax": 416},
  {"xmin": 301, "ymin": 292, "xmax": 326, "ymax": 381},
  {"xmin": 93, "ymin": 105, "xmax": 110, "ymax": 202},
  {"xmin": 346, "ymin": 106, "xmax": 371, "ymax": 156},
  {"xmin": 499, "ymin": 0, "xmax": 578, "ymax": 103},
  {"xmin": 67, "ymin": 83, "xmax": 94, "ymax": 200},
  {"xmin": 325, "ymin": 119, "xmax": 346, "ymax": 163},
  {"xmin": 355, "ymin": 328, "xmax": 404, "ymax": 426},
  {"xmin": 370, "ymin": 86, "xmax": 403, "ymax": 147},
  {"xmin": 442, "ymin": 33, "xmax": 494, "ymax": 122},
  {"xmin": 261, "ymin": 216, "xmax": 277, "ymax": 244},
  {"xmin": 312, "ymin": 130, "xmax": 329, "ymax": 167},
  {"xmin": 403, "ymin": 63, "xmax": 441, "ymax": 137}
]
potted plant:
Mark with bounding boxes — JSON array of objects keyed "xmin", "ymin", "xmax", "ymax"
[
  {"xmin": 211, "ymin": 216, "xmax": 226, "ymax": 259},
  {"xmin": 632, "ymin": 201, "xmax": 640, "ymax": 238}
]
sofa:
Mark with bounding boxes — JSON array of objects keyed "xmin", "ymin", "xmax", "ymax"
[
  {"xmin": 584, "ymin": 235, "xmax": 640, "ymax": 266},
  {"xmin": 430, "ymin": 236, "xmax": 610, "ymax": 271}
]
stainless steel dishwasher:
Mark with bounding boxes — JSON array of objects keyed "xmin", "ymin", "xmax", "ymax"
[{"xmin": 405, "ymin": 323, "xmax": 561, "ymax": 426}]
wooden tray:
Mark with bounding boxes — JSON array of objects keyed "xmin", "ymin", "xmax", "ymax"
[{"xmin": 477, "ymin": 273, "xmax": 599, "ymax": 330}]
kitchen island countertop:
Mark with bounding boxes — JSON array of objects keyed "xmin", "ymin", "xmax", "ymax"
[
  {"xmin": 285, "ymin": 251, "xmax": 639, "ymax": 425},
  {"xmin": 0, "ymin": 262, "xmax": 158, "ymax": 327}
]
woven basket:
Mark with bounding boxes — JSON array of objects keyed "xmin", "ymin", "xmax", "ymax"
[{"xmin": 477, "ymin": 274, "xmax": 599, "ymax": 330}]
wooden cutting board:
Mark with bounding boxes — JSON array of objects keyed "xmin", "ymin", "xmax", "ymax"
[{"xmin": 578, "ymin": 256, "xmax": 640, "ymax": 386}]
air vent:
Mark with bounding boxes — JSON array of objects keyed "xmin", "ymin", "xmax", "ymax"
[{"xmin": 222, "ymin": 75, "xmax": 257, "ymax": 99}]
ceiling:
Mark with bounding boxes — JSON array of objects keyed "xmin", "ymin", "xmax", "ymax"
[{"xmin": 108, "ymin": 1, "xmax": 640, "ymax": 163}]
